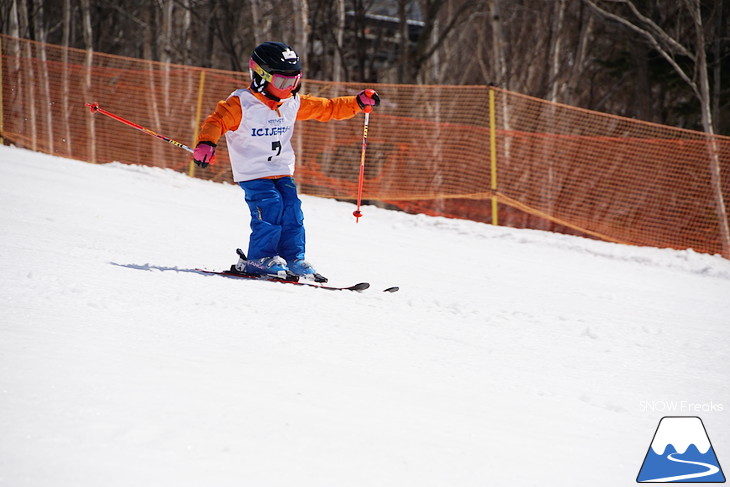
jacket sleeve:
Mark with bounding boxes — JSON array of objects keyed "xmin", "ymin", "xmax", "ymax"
[
  {"xmin": 196, "ymin": 96, "xmax": 243, "ymax": 145},
  {"xmin": 296, "ymin": 94, "xmax": 361, "ymax": 122}
]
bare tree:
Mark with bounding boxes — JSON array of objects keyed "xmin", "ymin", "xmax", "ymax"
[
  {"xmin": 32, "ymin": 0, "xmax": 54, "ymax": 153},
  {"xmin": 584, "ymin": 0, "xmax": 730, "ymax": 257},
  {"xmin": 332, "ymin": 0, "xmax": 346, "ymax": 83},
  {"xmin": 80, "ymin": 0, "xmax": 94, "ymax": 162},
  {"xmin": 292, "ymin": 0, "xmax": 309, "ymax": 69},
  {"xmin": 409, "ymin": 0, "xmax": 471, "ymax": 83},
  {"xmin": 486, "ymin": 0, "xmax": 508, "ymax": 88},
  {"xmin": 15, "ymin": 0, "xmax": 37, "ymax": 151},
  {"xmin": 249, "ymin": 0, "xmax": 263, "ymax": 45},
  {"xmin": 60, "ymin": 0, "xmax": 73, "ymax": 155},
  {"xmin": 563, "ymin": 4, "xmax": 596, "ymax": 107},
  {"xmin": 396, "ymin": 0, "xmax": 409, "ymax": 83},
  {"xmin": 711, "ymin": 0, "xmax": 723, "ymax": 134}
]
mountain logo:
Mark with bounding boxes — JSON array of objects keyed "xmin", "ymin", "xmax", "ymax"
[{"xmin": 637, "ymin": 416, "xmax": 725, "ymax": 483}]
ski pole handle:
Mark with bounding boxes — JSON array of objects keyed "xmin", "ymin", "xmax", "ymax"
[
  {"xmin": 356, "ymin": 89, "xmax": 379, "ymax": 114},
  {"xmin": 85, "ymin": 102, "xmax": 193, "ymax": 153}
]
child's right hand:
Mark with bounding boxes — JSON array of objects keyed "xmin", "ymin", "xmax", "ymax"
[{"xmin": 193, "ymin": 141, "xmax": 216, "ymax": 168}]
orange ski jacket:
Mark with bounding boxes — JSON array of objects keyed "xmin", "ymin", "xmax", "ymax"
[
  {"xmin": 197, "ymin": 89, "xmax": 361, "ymax": 145},
  {"xmin": 196, "ymin": 89, "xmax": 363, "ymax": 182}
]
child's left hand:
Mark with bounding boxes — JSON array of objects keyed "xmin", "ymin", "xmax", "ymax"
[{"xmin": 356, "ymin": 89, "xmax": 380, "ymax": 113}]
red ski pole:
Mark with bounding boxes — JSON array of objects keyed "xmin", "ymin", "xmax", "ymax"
[
  {"xmin": 85, "ymin": 102, "xmax": 193, "ymax": 153},
  {"xmin": 353, "ymin": 108, "xmax": 371, "ymax": 223}
]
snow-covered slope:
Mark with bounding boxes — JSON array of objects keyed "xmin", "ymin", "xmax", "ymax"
[{"xmin": 1, "ymin": 145, "xmax": 728, "ymax": 486}]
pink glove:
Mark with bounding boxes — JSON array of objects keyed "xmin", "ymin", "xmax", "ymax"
[
  {"xmin": 356, "ymin": 89, "xmax": 381, "ymax": 113},
  {"xmin": 193, "ymin": 141, "xmax": 216, "ymax": 168}
]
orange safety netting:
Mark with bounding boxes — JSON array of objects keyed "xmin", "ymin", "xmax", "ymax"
[{"xmin": 2, "ymin": 34, "xmax": 729, "ymax": 257}]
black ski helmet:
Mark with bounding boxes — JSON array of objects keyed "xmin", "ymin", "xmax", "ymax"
[{"xmin": 249, "ymin": 41, "xmax": 302, "ymax": 100}]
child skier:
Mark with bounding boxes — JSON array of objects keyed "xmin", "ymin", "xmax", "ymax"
[{"xmin": 193, "ymin": 41, "xmax": 380, "ymax": 283}]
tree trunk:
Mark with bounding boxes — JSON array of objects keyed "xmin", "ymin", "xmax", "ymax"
[
  {"xmin": 711, "ymin": 0, "xmax": 723, "ymax": 134},
  {"xmin": 292, "ymin": 0, "xmax": 308, "ymax": 69},
  {"xmin": 686, "ymin": 0, "xmax": 730, "ymax": 257},
  {"xmin": 332, "ymin": 0, "xmax": 345, "ymax": 83},
  {"xmin": 397, "ymin": 0, "xmax": 409, "ymax": 84},
  {"xmin": 61, "ymin": 0, "xmax": 72, "ymax": 156},
  {"xmin": 80, "ymin": 0, "xmax": 94, "ymax": 163},
  {"xmin": 564, "ymin": 7, "xmax": 594, "ymax": 107},
  {"xmin": 487, "ymin": 0, "xmax": 508, "ymax": 88},
  {"xmin": 33, "ymin": 0, "xmax": 54, "ymax": 154},
  {"xmin": 160, "ymin": 0, "xmax": 173, "ymax": 126},
  {"xmin": 17, "ymin": 0, "xmax": 37, "ymax": 151},
  {"xmin": 250, "ymin": 0, "xmax": 262, "ymax": 46},
  {"xmin": 181, "ymin": 0, "xmax": 192, "ymax": 66},
  {"xmin": 548, "ymin": 0, "xmax": 567, "ymax": 102}
]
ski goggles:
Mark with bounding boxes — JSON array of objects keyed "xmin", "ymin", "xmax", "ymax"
[{"xmin": 249, "ymin": 59, "xmax": 301, "ymax": 91}]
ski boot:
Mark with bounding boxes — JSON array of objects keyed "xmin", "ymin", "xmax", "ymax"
[
  {"xmin": 232, "ymin": 248, "xmax": 290, "ymax": 280},
  {"xmin": 287, "ymin": 259, "xmax": 328, "ymax": 283}
]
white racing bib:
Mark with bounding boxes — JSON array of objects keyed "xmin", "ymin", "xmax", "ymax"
[{"xmin": 225, "ymin": 89, "xmax": 301, "ymax": 182}]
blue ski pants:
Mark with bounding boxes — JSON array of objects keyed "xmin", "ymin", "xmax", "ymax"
[{"xmin": 238, "ymin": 177, "xmax": 305, "ymax": 262}]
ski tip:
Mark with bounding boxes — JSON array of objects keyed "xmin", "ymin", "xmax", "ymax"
[{"xmin": 383, "ymin": 286, "xmax": 399, "ymax": 293}]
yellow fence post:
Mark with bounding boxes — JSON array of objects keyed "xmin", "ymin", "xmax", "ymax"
[
  {"xmin": 489, "ymin": 88, "xmax": 498, "ymax": 226},
  {"xmin": 188, "ymin": 68, "xmax": 206, "ymax": 177}
]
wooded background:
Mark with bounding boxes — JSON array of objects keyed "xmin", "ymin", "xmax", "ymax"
[{"xmin": 2, "ymin": 0, "xmax": 728, "ymax": 135}]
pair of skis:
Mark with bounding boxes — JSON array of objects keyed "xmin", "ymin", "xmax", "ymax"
[
  {"xmin": 197, "ymin": 267, "xmax": 398, "ymax": 293},
  {"xmin": 197, "ymin": 249, "xmax": 398, "ymax": 293}
]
